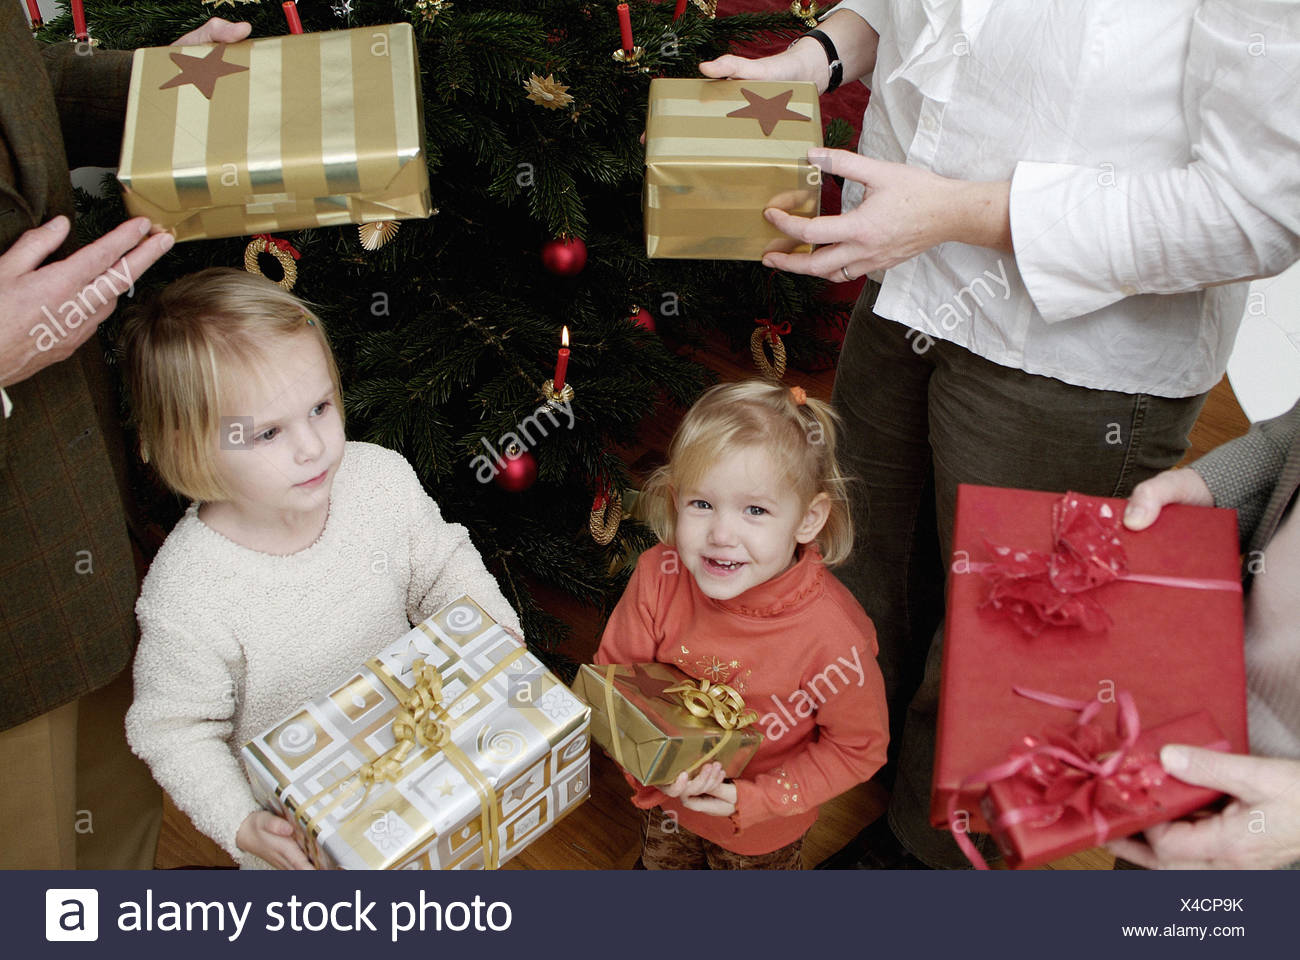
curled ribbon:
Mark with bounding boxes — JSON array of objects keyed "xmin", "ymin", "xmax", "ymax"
[
  {"xmin": 754, "ymin": 317, "xmax": 792, "ymax": 344},
  {"xmin": 254, "ymin": 233, "xmax": 301, "ymax": 259},
  {"xmin": 970, "ymin": 492, "xmax": 1240, "ymax": 637},
  {"xmin": 947, "ymin": 687, "xmax": 1168, "ymax": 870},
  {"xmin": 663, "ymin": 678, "xmax": 758, "ymax": 731}
]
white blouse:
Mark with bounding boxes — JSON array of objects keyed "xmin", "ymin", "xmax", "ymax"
[{"xmin": 832, "ymin": 0, "xmax": 1300, "ymax": 396}]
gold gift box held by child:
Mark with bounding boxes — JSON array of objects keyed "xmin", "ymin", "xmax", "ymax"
[
  {"xmin": 117, "ymin": 23, "xmax": 432, "ymax": 241},
  {"xmin": 644, "ymin": 78, "xmax": 822, "ymax": 261}
]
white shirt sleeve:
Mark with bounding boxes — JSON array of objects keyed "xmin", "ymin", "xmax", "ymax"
[
  {"xmin": 823, "ymin": 0, "xmax": 889, "ymax": 30},
  {"xmin": 125, "ymin": 598, "xmax": 263, "ymax": 863},
  {"xmin": 396, "ymin": 456, "xmax": 523, "ymax": 636},
  {"xmin": 1011, "ymin": 0, "xmax": 1300, "ymax": 322}
]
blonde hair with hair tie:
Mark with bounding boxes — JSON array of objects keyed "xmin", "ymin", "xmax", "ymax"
[{"xmin": 639, "ymin": 380, "xmax": 853, "ymax": 565}]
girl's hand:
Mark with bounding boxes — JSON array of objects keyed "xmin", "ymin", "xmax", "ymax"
[
  {"xmin": 1122, "ymin": 468, "xmax": 1214, "ymax": 531},
  {"xmin": 236, "ymin": 811, "xmax": 314, "ymax": 870},
  {"xmin": 661, "ymin": 762, "xmax": 739, "ymax": 817}
]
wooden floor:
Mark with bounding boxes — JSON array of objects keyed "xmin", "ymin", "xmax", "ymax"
[{"xmin": 154, "ymin": 337, "xmax": 1251, "ymax": 871}]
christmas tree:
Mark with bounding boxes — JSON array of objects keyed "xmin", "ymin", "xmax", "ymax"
[{"xmin": 49, "ymin": 0, "xmax": 849, "ymax": 671}]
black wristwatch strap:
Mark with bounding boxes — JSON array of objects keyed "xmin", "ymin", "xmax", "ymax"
[{"xmin": 796, "ymin": 28, "xmax": 843, "ymax": 94}]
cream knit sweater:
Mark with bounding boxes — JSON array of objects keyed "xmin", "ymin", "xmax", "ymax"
[{"xmin": 125, "ymin": 441, "xmax": 520, "ymax": 868}]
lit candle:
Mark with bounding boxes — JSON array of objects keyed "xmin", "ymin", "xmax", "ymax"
[
  {"xmin": 617, "ymin": 3, "xmax": 634, "ymax": 53},
  {"xmin": 282, "ymin": 1, "xmax": 304, "ymax": 35},
  {"xmin": 673, "ymin": 0, "xmax": 688, "ymax": 21},
  {"xmin": 70, "ymin": 0, "xmax": 87, "ymax": 39},
  {"xmin": 24, "ymin": 0, "xmax": 42, "ymax": 28},
  {"xmin": 553, "ymin": 326, "xmax": 571, "ymax": 393}
]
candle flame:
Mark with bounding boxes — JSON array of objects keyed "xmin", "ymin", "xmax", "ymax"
[{"xmin": 562, "ymin": 326, "xmax": 570, "ymax": 348}]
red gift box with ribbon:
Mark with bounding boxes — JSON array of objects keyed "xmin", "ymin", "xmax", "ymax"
[{"xmin": 931, "ymin": 485, "xmax": 1248, "ymax": 864}]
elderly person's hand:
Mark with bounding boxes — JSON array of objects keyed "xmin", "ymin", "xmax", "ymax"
[
  {"xmin": 761, "ymin": 149, "xmax": 1013, "ymax": 282},
  {"xmin": 1108, "ymin": 746, "xmax": 1300, "ymax": 869}
]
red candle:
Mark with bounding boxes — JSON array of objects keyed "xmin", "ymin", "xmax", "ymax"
[
  {"xmin": 282, "ymin": 1, "xmax": 304, "ymax": 35},
  {"xmin": 70, "ymin": 0, "xmax": 87, "ymax": 39},
  {"xmin": 553, "ymin": 326, "xmax": 571, "ymax": 393},
  {"xmin": 616, "ymin": 3, "xmax": 634, "ymax": 52},
  {"xmin": 673, "ymin": 0, "xmax": 688, "ymax": 20},
  {"xmin": 24, "ymin": 0, "xmax": 43, "ymax": 28}
]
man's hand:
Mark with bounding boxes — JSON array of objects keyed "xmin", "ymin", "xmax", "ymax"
[
  {"xmin": 1108, "ymin": 746, "xmax": 1300, "ymax": 869},
  {"xmin": 173, "ymin": 18, "xmax": 252, "ymax": 47},
  {"xmin": 236, "ymin": 811, "xmax": 314, "ymax": 870},
  {"xmin": 1123, "ymin": 468, "xmax": 1215, "ymax": 531},
  {"xmin": 761, "ymin": 149, "xmax": 1012, "ymax": 281},
  {"xmin": 661, "ymin": 762, "xmax": 738, "ymax": 817},
  {"xmin": 0, "ymin": 216, "xmax": 172, "ymax": 389}
]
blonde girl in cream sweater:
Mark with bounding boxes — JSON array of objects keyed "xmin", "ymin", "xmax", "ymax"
[{"xmin": 120, "ymin": 269, "xmax": 519, "ymax": 869}]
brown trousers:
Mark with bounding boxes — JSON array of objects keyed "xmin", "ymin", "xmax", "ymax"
[
  {"xmin": 640, "ymin": 808, "xmax": 805, "ymax": 870},
  {"xmin": 0, "ymin": 668, "xmax": 161, "ymax": 869}
]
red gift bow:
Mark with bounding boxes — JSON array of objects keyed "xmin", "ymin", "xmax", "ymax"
[
  {"xmin": 754, "ymin": 317, "xmax": 791, "ymax": 344},
  {"xmin": 973, "ymin": 492, "xmax": 1240, "ymax": 637},
  {"xmin": 254, "ymin": 234, "xmax": 301, "ymax": 259},
  {"xmin": 948, "ymin": 687, "xmax": 1169, "ymax": 870}
]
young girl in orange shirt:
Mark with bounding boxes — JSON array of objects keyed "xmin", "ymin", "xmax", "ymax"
[{"xmin": 596, "ymin": 380, "xmax": 889, "ymax": 869}]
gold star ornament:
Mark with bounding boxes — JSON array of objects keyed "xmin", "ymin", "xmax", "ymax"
[
  {"xmin": 726, "ymin": 87, "xmax": 810, "ymax": 137},
  {"xmin": 158, "ymin": 44, "xmax": 248, "ymax": 100},
  {"xmin": 524, "ymin": 73, "xmax": 575, "ymax": 110}
]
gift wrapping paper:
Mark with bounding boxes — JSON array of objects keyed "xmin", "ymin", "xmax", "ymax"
[
  {"xmin": 644, "ymin": 78, "xmax": 822, "ymax": 261},
  {"xmin": 572, "ymin": 661, "xmax": 761, "ymax": 786},
  {"xmin": 242, "ymin": 597, "xmax": 590, "ymax": 870},
  {"xmin": 118, "ymin": 23, "xmax": 432, "ymax": 241},
  {"xmin": 932, "ymin": 485, "xmax": 1248, "ymax": 836}
]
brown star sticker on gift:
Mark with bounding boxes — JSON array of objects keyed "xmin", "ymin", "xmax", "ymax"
[
  {"xmin": 618, "ymin": 663, "xmax": 679, "ymax": 703},
  {"xmin": 159, "ymin": 44, "xmax": 248, "ymax": 100},
  {"xmin": 726, "ymin": 87, "xmax": 810, "ymax": 137}
]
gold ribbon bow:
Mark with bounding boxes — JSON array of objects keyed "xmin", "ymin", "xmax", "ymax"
[
  {"xmin": 664, "ymin": 678, "xmax": 758, "ymax": 731},
  {"xmin": 303, "ymin": 649, "xmax": 525, "ymax": 869}
]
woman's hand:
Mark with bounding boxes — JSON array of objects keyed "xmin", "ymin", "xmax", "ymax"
[
  {"xmin": 236, "ymin": 811, "xmax": 314, "ymax": 870},
  {"xmin": 761, "ymin": 149, "xmax": 1013, "ymax": 281},
  {"xmin": 700, "ymin": 37, "xmax": 833, "ymax": 91},
  {"xmin": 661, "ymin": 762, "xmax": 739, "ymax": 817},
  {"xmin": 1123, "ymin": 468, "xmax": 1214, "ymax": 531},
  {"xmin": 1108, "ymin": 746, "xmax": 1300, "ymax": 869}
]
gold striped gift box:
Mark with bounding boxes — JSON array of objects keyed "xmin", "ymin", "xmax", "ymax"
[
  {"xmin": 118, "ymin": 23, "xmax": 431, "ymax": 242},
  {"xmin": 644, "ymin": 78, "xmax": 822, "ymax": 261}
]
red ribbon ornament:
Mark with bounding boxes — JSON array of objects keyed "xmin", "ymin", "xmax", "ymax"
[
  {"xmin": 754, "ymin": 317, "xmax": 791, "ymax": 344},
  {"xmin": 970, "ymin": 492, "xmax": 1240, "ymax": 637},
  {"xmin": 254, "ymin": 234, "xmax": 301, "ymax": 260}
]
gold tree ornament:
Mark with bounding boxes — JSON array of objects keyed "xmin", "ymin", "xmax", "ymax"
[
  {"xmin": 203, "ymin": 0, "xmax": 263, "ymax": 9},
  {"xmin": 358, "ymin": 220, "xmax": 401, "ymax": 251},
  {"xmin": 244, "ymin": 235, "xmax": 299, "ymax": 291},
  {"xmin": 751, "ymin": 318, "xmax": 790, "ymax": 380},
  {"xmin": 790, "ymin": 1, "xmax": 820, "ymax": 29},
  {"xmin": 589, "ymin": 489, "xmax": 623, "ymax": 545},
  {"xmin": 692, "ymin": 0, "xmax": 719, "ymax": 17},
  {"xmin": 524, "ymin": 73, "xmax": 575, "ymax": 110},
  {"xmin": 414, "ymin": 0, "xmax": 452, "ymax": 22}
]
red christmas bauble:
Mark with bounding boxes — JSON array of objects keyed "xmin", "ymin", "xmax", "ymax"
[
  {"xmin": 541, "ymin": 236, "xmax": 587, "ymax": 276},
  {"xmin": 629, "ymin": 305, "xmax": 656, "ymax": 333},
  {"xmin": 494, "ymin": 447, "xmax": 538, "ymax": 492}
]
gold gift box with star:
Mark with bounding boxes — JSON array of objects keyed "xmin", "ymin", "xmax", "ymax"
[
  {"xmin": 117, "ymin": 23, "xmax": 432, "ymax": 242},
  {"xmin": 644, "ymin": 78, "xmax": 822, "ymax": 261},
  {"xmin": 240, "ymin": 597, "xmax": 590, "ymax": 870},
  {"xmin": 571, "ymin": 662, "xmax": 762, "ymax": 786}
]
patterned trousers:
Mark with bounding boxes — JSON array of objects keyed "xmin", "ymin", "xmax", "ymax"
[{"xmin": 639, "ymin": 808, "xmax": 805, "ymax": 870}]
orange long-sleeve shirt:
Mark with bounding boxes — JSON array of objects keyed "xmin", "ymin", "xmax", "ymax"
[{"xmin": 595, "ymin": 543, "xmax": 889, "ymax": 856}]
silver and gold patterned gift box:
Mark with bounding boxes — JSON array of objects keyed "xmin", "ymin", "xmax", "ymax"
[
  {"xmin": 117, "ymin": 23, "xmax": 432, "ymax": 241},
  {"xmin": 241, "ymin": 596, "xmax": 590, "ymax": 870}
]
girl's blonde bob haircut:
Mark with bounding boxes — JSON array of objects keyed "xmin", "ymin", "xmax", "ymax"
[
  {"xmin": 119, "ymin": 267, "xmax": 343, "ymax": 503},
  {"xmin": 639, "ymin": 380, "xmax": 853, "ymax": 565}
]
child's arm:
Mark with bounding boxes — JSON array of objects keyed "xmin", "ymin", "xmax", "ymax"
[
  {"xmin": 594, "ymin": 549, "xmax": 672, "ymax": 808},
  {"xmin": 125, "ymin": 600, "xmax": 279, "ymax": 865},
  {"xmin": 398, "ymin": 456, "xmax": 522, "ymax": 634},
  {"xmin": 723, "ymin": 632, "xmax": 889, "ymax": 831}
]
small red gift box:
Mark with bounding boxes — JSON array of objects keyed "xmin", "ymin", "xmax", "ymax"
[
  {"xmin": 978, "ymin": 701, "xmax": 1229, "ymax": 869},
  {"xmin": 932, "ymin": 485, "xmax": 1248, "ymax": 858}
]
